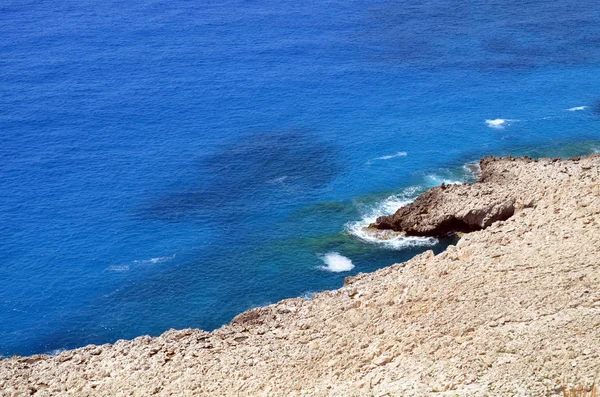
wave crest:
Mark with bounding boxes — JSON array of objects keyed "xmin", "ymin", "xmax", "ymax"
[
  {"xmin": 318, "ymin": 252, "xmax": 355, "ymax": 272},
  {"xmin": 345, "ymin": 161, "xmax": 479, "ymax": 249},
  {"xmin": 345, "ymin": 187, "xmax": 437, "ymax": 250},
  {"xmin": 485, "ymin": 119, "xmax": 519, "ymax": 129},
  {"xmin": 132, "ymin": 254, "xmax": 176, "ymax": 265}
]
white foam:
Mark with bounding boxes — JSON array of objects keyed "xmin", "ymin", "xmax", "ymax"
[
  {"xmin": 424, "ymin": 174, "xmax": 463, "ymax": 186},
  {"xmin": 268, "ymin": 175, "xmax": 288, "ymax": 184},
  {"xmin": 319, "ymin": 252, "xmax": 355, "ymax": 272},
  {"xmin": 346, "ymin": 162, "xmax": 479, "ymax": 250},
  {"xmin": 301, "ymin": 291, "xmax": 317, "ymax": 300},
  {"xmin": 485, "ymin": 118, "xmax": 521, "ymax": 129},
  {"xmin": 367, "ymin": 151, "xmax": 407, "ymax": 164},
  {"xmin": 485, "ymin": 119, "xmax": 506, "ymax": 129},
  {"xmin": 567, "ymin": 106, "xmax": 587, "ymax": 111},
  {"xmin": 348, "ymin": 225, "xmax": 438, "ymax": 250},
  {"xmin": 374, "ymin": 151, "xmax": 408, "ymax": 161},
  {"xmin": 47, "ymin": 348, "xmax": 66, "ymax": 356},
  {"xmin": 133, "ymin": 254, "xmax": 176, "ymax": 265},
  {"xmin": 345, "ymin": 188, "xmax": 438, "ymax": 250},
  {"xmin": 107, "ymin": 254, "xmax": 176, "ymax": 272},
  {"xmin": 462, "ymin": 161, "xmax": 481, "ymax": 180}
]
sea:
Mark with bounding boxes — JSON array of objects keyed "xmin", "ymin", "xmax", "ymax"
[{"xmin": 1, "ymin": 0, "xmax": 600, "ymax": 356}]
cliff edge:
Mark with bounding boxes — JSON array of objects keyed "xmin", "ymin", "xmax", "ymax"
[{"xmin": 1, "ymin": 155, "xmax": 599, "ymax": 396}]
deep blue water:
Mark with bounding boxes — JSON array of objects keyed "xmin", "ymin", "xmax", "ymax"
[{"xmin": 1, "ymin": 0, "xmax": 600, "ymax": 356}]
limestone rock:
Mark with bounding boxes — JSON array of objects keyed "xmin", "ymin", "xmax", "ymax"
[{"xmin": 1, "ymin": 155, "xmax": 599, "ymax": 396}]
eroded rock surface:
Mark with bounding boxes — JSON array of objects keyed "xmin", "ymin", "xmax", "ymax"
[
  {"xmin": 1, "ymin": 155, "xmax": 599, "ymax": 396},
  {"xmin": 370, "ymin": 156, "xmax": 544, "ymax": 236}
]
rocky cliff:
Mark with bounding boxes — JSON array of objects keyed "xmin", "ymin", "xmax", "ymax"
[{"xmin": 1, "ymin": 155, "xmax": 599, "ymax": 396}]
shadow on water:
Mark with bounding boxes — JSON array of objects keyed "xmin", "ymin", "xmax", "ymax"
[
  {"xmin": 28, "ymin": 138, "xmax": 600, "ymax": 355},
  {"xmin": 593, "ymin": 101, "xmax": 600, "ymax": 117},
  {"xmin": 23, "ymin": 130, "xmax": 345, "ymax": 354},
  {"xmin": 140, "ymin": 130, "xmax": 342, "ymax": 221},
  {"xmin": 31, "ymin": 231, "xmax": 454, "ymax": 355}
]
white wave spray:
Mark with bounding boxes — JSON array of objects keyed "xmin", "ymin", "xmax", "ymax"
[
  {"xmin": 133, "ymin": 254, "xmax": 176, "ymax": 265},
  {"xmin": 485, "ymin": 119, "xmax": 520, "ymax": 129},
  {"xmin": 345, "ymin": 161, "xmax": 480, "ymax": 249},
  {"xmin": 319, "ymin": 252, "xmax": 355, "ymax": 272},
  {"xmin": 424, "ymin": 174, "xmax": 464, "ymax": 186},
  {"xmin": 345, "ymin": 186, "xmax": 437, "ymax": 250}
]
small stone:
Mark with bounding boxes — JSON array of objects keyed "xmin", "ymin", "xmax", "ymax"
[{"xmin": 373, "ymin": 355, "xmax": 392, "ymax": 366}]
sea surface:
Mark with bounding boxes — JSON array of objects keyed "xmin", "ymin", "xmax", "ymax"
[{"xmin": 1, "ymin": 0, "xmax": 600, "ymax": 356}]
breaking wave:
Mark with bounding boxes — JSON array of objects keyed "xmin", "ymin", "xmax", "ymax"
[
  {"xmin": 424, "ymin": 174, "xmax": 464, "ymax": 186},
  {"xmin": 462, "ymin": 161, "xmax": 482, "ymax": 180},
  {"xmin": 301, "ymin": 291, "xmax": 317, "ymax": 300},
  {"xmin": 486, "ymin": 106, "xmax": 588, "ymax": 130},
  {"xmin": 345, "ymin": 161, "xmax": 479, "ymax": 250},
  {"xmin": 318, "ymin": 252, "xmax": 355, "ymax": 272},
  {"xmin": 485, "ymin": 118, "xmax": 519, "ymax": 129},
  {"xmin": 345, "ymin": 186, "xmax": 437, "ymax": 250}
]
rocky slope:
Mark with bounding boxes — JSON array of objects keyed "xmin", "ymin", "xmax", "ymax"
[{"xmin": 1, "ymin": 155, "xmax": 599, "ymax": 396}]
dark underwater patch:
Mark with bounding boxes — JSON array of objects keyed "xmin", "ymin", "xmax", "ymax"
[
  {"xmin": 360, "ymin": 0, "xmax": 600, "ymax": 71},
  {"xmin": 593, "ymin": 101, "xmax": 600, "ymax": 117},
  {"xmin": 141, "ymin": 130, "xmax": 342, "ymax": 220},
  {"xmin": 291, "ymin": 201, "xmax": 357, "ymax": 219}
]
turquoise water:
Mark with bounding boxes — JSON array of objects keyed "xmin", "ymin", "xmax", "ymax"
[{"xmin": 1, "ymin": 0, "xmax": 600, "ymax": 356}]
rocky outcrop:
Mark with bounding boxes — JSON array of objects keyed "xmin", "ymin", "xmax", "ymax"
[
  {"xmin": 369, "ymin": 156, "xmax": 542, "ymax": 236},
  {"xmin": 1, "ymin": 155, "xmax": 599, "ymax": 396}
]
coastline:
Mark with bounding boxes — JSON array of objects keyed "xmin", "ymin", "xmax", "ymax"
[{"xmin": 2, "ymin": 154, "xmax": 599, "ymax": 396}]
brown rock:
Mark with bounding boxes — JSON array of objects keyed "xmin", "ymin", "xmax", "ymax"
[{"xmin": 369, "ymin": 156, "xmax": 533, "ymax": 236}]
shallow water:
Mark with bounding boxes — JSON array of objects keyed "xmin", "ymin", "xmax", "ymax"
[{"xmin": 1, "ymin": 0, "xmax": 600, "ymax": 356}]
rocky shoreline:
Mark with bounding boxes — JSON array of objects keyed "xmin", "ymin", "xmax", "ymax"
[
  {"xmin": 369, "ymin": 156, "xmax": 523, "ymax": 237},
  {"xmin": 2, "ymin": 155, "xmax": 599, "ymax": 396}
]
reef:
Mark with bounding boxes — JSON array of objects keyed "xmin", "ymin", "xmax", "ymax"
[{"xmin": 1, "ymin": 155, "xmax": 599, "ymax": 396}]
